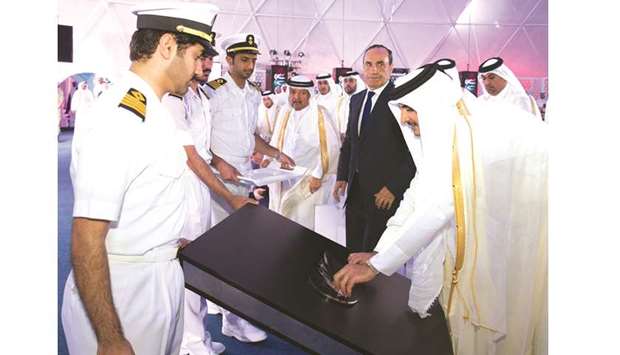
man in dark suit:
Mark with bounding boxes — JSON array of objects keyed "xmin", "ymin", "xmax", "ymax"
[{"xmin": 333, "ymin": 45, "xmax": 416, "ymax": 252}]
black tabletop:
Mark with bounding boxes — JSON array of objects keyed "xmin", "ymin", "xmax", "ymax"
[{"xmin": 180, "ymin": 204, "xmax": 452, "ymax": 355}]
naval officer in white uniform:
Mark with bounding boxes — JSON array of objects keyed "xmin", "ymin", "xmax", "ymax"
[
  {"xmin": 62, "ymin": 3, "xmax": 221, "ymax": 354},
  {"xmin": 207, "ymin": 32, "xmax": 295, "ymax": 343}
]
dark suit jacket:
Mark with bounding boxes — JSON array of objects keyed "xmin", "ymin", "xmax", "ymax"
[{"xmin": 337, "ymin": 81, "xmax": 416, "ymax": 204}]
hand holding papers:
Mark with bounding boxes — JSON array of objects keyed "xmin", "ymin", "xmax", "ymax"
[{"xmin": 235, "ymin": 165, "xmax": 308, "ymax": 186}]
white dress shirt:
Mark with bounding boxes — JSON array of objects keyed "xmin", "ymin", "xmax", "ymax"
[
  {"xmin": 357, "ymin": 80, "xmax": 389, "ymax": 134},
  {"xmin": 71, "ymin": 70, "xmax": 188, "ymax": 256}
]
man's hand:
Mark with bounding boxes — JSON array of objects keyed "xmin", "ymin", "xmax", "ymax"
[
  {"xmin": 332, "ymin": 180, "xmax": 348, "ymax": 202},
  {"xmin": 71, "ymin": 218, "xmax": 129, "ymax": 355},
  {"xmin": 228, "ymin": 195, "xmax": 257, "ymax": 210},
  {"xmin": 374, "ymin": 186, "xmax": 395, "ymax": 210},
  {"xmin": 97, "ymin": 339, "xmax": 135, "ymax": 355},
  {"xmin": 260, "ymin": 159, "xmax": 272, "ymax": 168},
  {"xmin": 277, "ymin": 152, "xmax": 296, "ymax": 168},
  {"xmin": 178, "ymin": 238, "xmax": 192, "ymax": 249},
  {"xmin": 309, "ymin": 177, "xmax": 322, "ymax": 193},
  {"xmin": 333, "ymin": 263, "xmax": 378, "ymax": 297},
  {"xmin": 214, "ymin": 159, "xmax": 241, "ymax": 182},
  {"xmin": 347, "ymin": 252, "xmax": 377, "ymax": 265},
  {"xmin": 252, "ymin": 187, "xmax": 266, "ymax": 201},
  {"xmin": 251, "ymin": 151, "xmax": 264, "ymax": 166}
]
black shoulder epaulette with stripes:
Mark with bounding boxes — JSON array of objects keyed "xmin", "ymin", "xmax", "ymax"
[
  {"xmin": 168, "ymin": 93, "xmax": 183, "ymax": 100},
  {"xmin": 118, "ymin": 88, "xmax": 147, "ymax": 122},
  {"xmin": 198, "ymin": 86, "xmax": 210, "ymax": 99},
  {"xmin": 206, "ymin": 78, "xmax": 227, "ymax": 90},
  {"xmin": 248, "ymin": 80, "xmax": 262, "ymax": 93}
]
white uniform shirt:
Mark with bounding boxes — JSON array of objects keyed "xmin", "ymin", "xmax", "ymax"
[
  {"xmin": 184, "ymin": 86, "xmax": 212, "ymax": 161},
  {"xmin": 162, "ymin": 86, "xmax": 214, "ymax": 240},
  {"xmin": 209, "ymin": 71, "xmax": 261, "ymax": 173},
  {"xmin": 71, "ymin": 71, "xmax": 188, "ymax": 256}
]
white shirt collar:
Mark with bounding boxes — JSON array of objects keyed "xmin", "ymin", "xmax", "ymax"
[
  {"xmin": 126, "ymin": 70, "xmax": 160, "ymax": 102},
  {"xmin": 224, "ymin": 71, "xmax": 251, "ymax": 94},
  {"xmin": 186, "ymin": 85, "xmax": 201, "ymax": 100},
  {"xmin": 367, "ymin": 80, "xmax": 389, "ymax": 98}
]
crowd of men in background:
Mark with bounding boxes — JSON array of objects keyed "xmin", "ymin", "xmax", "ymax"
[{"xmin": 61, "ymin": 2, "xmax": 547, "ymax": 355}]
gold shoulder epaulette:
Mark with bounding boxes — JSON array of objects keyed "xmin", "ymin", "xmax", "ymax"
[
  {"xmin": 206, "ymin": 78, "xmax": 227, "ymax": 90},
  {"xmin": 118, "ymin": 88, "xmax": 147, "ymax": 122}
]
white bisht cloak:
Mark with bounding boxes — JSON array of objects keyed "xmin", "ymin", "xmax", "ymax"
[{"xmin": 372, "ymin": 65, "xmax": 547, "ymax": 355}]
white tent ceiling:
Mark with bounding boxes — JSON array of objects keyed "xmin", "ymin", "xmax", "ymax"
[{"xmin": 58, "ymin": 0, "xmax": 547, "ymax": 90}]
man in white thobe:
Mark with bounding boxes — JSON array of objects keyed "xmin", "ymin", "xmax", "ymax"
[
  {"xmin": 315, "ymin": 73, "xmax": 342, "ymax": 125},
  {"xmin": 70, "ymin": 81, "xmax": 95, "ymax": 126},
  {"xmin": 262, "ymin": 75, "xmax": 340, "ymax": 230},
  {"xmin": 334, "ymin": 64, "xmax": 548, "ymax": 355},
  {"xmin": 331, "ymin": 70, "xmax": 366, "ymax": 142},
  {"xmin": 256, "ymin": 90, "xmax": 281, "ymax": 143},
  {"xmin": 478, "ymin": 56, "xmax": 542, "ymax": 119},
  {"xmin": 434, "ymin": 58, "xmax": 478, "ymax": 104},
  {"xmin": 273, "ymin": 83, "xmax": 289, "ymax": 107},
  {"xmin": 93, "ymin": 77, "xmax": 110, "ymax": 98}
]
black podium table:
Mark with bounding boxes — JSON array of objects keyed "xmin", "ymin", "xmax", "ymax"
[{"xmin": 180, "ymin": 205, "xmax": 452, "ymax": 355}]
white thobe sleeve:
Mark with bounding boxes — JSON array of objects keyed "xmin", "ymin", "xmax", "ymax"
[
  {"xmin": 374, "ymin": 177, "xmax": 418, "ymax": 252},
  {"xmin": 310, "ymin": 161, "xmax": 324, "ymax": 179},
  {"xmin": 370, "ymin": 172, "xmax": 454, "ymax": 276}
]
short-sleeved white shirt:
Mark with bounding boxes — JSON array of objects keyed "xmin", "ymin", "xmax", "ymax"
[
  {"xmin": 162, "ymin": 86, "xmax": 213, "ymax": 162},
  {"xmin": 209, "ymin": 71, "xmax": 261, "ymax": 173},
  {"xmin": 71, "ymin": 71, "xmax": 188, "ymax": 256}
]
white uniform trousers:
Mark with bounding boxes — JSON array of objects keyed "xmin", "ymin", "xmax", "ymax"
[
  {"xmin": 181, "ymin": 289, "xmax": 221, "ymax": 355},
  {"xmin": 208, "ymin": 179, "xmax": 255, "ymax": 330},
  {"xmin": 62, "ymin": 256, "xmax": 184, "ymax": 355},
  {"xmin": 180, "ymin": 173, "xmax": 221, "ymax": 354}
]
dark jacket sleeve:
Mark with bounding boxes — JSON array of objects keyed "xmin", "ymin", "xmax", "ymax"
[
  {"xmin": 385, "ymin": 154, "xmax": 415, "ymax": 198},
  {"xmin": 336, "ymin": 99, "xmax": 355, "ymax": 181},
  {"xmin": 384, "ymin": 113, "xmax": 416, "ymax": 197}
]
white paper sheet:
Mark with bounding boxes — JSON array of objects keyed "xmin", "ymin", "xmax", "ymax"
[{"xmin": 236, "ymin": 165, "xmax": 308, "ymax": 186}]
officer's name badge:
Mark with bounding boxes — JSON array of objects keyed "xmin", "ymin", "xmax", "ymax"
[{"xmin": 119, "ymin": 88, "xmax": 147, "ymax": 121}]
